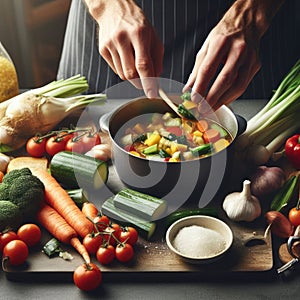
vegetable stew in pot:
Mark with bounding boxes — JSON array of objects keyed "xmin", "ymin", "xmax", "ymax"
[{"xmin": 118, "ymin": 112, "xmax": 233, "ymax": 162}]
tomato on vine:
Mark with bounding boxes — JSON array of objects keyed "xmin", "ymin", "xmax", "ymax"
[
  {"xmin": 45, "ymin": 136, "xmax": 67, "ymax": 156},
  {"xmin": 83, "ymin": 233, "xmax": 103, "ymax": 255},
  {"xmin": 65, "ymin": 137, "xmax": 85, "ymax": 153},
  {"xmin": 119, "ymin": 226, "xmax": 138, "ymax": 246},
  {"xmin": 115, "ymin": 243, "xmax": 134, "ymax": 263},
  {"xmin": 96, "ymin": 244, "xmax": 115, "ymax": 265},
  {"xmin": 82, "ymin": 132, "xmax": 101, "ymax": 152},
  {"xmin": 73, "ymin": 263, "xmax": 102, "ymax": 291},
  {"xmin": 26, "ymin": 136, "xmax": 46, "ymax": 157}
]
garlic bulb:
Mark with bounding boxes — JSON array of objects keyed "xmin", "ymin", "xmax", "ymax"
[{"xmin": 223, "ymin": 180, "xmax": 261, "ymax": 222}]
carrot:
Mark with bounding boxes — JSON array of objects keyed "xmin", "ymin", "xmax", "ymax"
[
  {"xmin": 203, "ymin": 128, "xmax": 221, "ymax": 143},
  {"xmin": 32, "ymin": 169, "xmax": 93, "ymax": 238},
  {"xmin": 37, "ymin": 202, "xmax": 90, "ymax": 263},
  {"xmin": 196, "ymin": 120, "xmax": 209, "ymax": 132},
  {"xmin": 82, "ymin": 202, "xmax": 99, "ymax": 220}
]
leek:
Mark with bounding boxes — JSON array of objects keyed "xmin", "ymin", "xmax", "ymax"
[{"xmin": 0, "ymin": 75, "xmax": 106, "ymax": 152}]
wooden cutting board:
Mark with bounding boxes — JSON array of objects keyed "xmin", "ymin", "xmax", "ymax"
[{"xmin": 3, "ymin": 165, "xmax": 273, "ymax": 281}]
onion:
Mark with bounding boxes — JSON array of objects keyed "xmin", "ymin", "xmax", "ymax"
[
  {"xmin": 265, "ymin": 211, "xmax": 294, "ymax": 238},
  {"xmin": 250, "ymin": 166, "xmax": 286, "ymax": 197}
]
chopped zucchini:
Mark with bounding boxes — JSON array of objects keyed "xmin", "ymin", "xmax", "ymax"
[
  {"xmin": 102, "ymin": 196, "xmax": 156, "ymax": 239},
  {"xmin": 159, "ymin": 149, "xmax": 171, "ymax": 158},
  {"xmin": 143, "ymin": 144, "xmax": 159, "ymax": 155},
  {"xmin": 177, "ymin": 104, "xmax": 196, "ymax": 120},
  {"xmin": 181, "ymin": 91, "xmax": 191, "ymax": 101},
  {"xmin": 50, "ymin": 151, "xmax": 108, "ymax": 190},
  {"xmin": 190, "ymin": 143, "xmax": 212, "ymax": 156},
  {"xmin": 113, "ymin": 188, "xmax": 167, "ymax": 221}
]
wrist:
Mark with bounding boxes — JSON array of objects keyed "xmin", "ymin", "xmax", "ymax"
[{"xmin": 222, "ymin": 0, "xmax": 286, "ymax": 38}]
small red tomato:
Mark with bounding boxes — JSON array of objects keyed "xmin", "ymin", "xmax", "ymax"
[
  {"xmin": 17, "ymin": 224, "xmax": 41, "ymax": 247},
  {"xmin": 0, "ymin": 230, "xmax": 18, "ymax": 252},
  {"xmin": 93, "ymin": 215, "xmax": 110, "ymax": 231},
  {"xmin": 26, "ymin": 137, "xmax": 46, "ymax": 157},
  {"xmin": 82, "ymin": 132, "xmax": 101, "ymax": 152},
  {"xmin": 83, "ymin": 233, "xmax": 103, "ymax": 255},
  {"xmin": 45, "ymin": 136, "xmax": 67, "ymax": 156},
  {"xmin": 3, "ymin": 240, "xmax": 29, "ymax": 266},
  {"xmin": 119, "ymin": 226, "xmax": 138, "ymax": 246},
  {"xmin": 115, "ymin": 243, "xmax": 134, "ymax": 263},
  {"xmin": 96, "ymin": 244, "xmax": 115, "ymax": 265},
  {"xmin": 73, "ymin": 263, "xmax": 102, "ymax": 291},
  {"xmin": 288, "ymin": 207, "xmax": 300, "ymax": 227},
  {"xmin": 103, "ymin": 223, "xmax": 121, "ymax": 246},
  {"xmin": 65, "ymin": 138, "xmax": 85, "ymax": 153}
]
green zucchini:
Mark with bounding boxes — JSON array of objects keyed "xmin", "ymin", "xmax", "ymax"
[
  {"xmin": 165, "ymin": 207, "xmax": 219, "ymax": 228},
  {"xmin": 143, "ymin": 144, "xmax": 158, "ymax": 155},
  {"xmin": 50, "ymin": 151, "xmax": 108, "ymax": 190},
  {"xmin": 177, "ymin": 103, "xmax": 196, "ymax": 120},
  {"xmin": 113, "ymin": 188, "xmax": 167, "ymax": 221},
  {"xmin": 190, "ymin": 143, "xmax": 212, "ymax": 156},
  {"xmin": 67, "ymin": 188, "xmax": 89, "ymax": 208},
  {"xmin": 102, "ymin": 196, "xmax": 156, "ymax": 239}
]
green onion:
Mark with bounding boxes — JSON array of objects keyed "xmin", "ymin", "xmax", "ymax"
[
  {"xmin": 236, "ymin": 59, "xmax": 300, "ymax": 165},
  {"xmin": 270, "ymin": 175, "xmax": 299, "ymax": 212}
]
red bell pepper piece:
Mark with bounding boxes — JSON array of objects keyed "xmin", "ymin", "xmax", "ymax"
[{"xmin": 285, "ymin": 134, "xmax": 300, "ymax": 169}]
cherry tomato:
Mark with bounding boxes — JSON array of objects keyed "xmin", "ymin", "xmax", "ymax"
[
  {"xmin": 96, "ymin": 244, "xmax": 115, "ymax": 265},
  {"xmin": 3, "ymin": 240, "xmax": 29, "ymax": 266},
  {"xmin": 115, "ymin": 243, "xmax": 134, "ymax": 263},
  {"xmin": 0, "ymin": 230, "xmax": 18, "ymax": 253},
  {"xmin": 82, "ymin": 132, "xmax": 101, "ymax": 152},
  {"xmin": 119, "ymin": 226, "xmax": 139, "ymax": 246},
  {"xmin": 83, "ymin": 233, "xmax": 103, "ymax": 255},
  {"xmin": 103, "ymin": 223, "xmax": 121, "ymax": 246},
  {"xmin": 288, "ymin": 207, "xmax": 300, "ymax": 227},
  {"xmin": 65, "ymin": 137, "xmax": 85, "ymax": 153},
  {"xmin": 26, "ymin": 137, "xmax": 46, "ymax": 157},
  {"xmin": 45, "ymin": 136, "xmax": 67, "ymax": 156},
  {"xmin": 73, "ymin": 263, "xmax": 102, "ymax": 291},
  {"xmin": 93, "ymin": 215, "xmax": 110, "ymax": 231},
  {"xmin": 17, "ymin": 223, "xmax": 41, "ymax": 247}
]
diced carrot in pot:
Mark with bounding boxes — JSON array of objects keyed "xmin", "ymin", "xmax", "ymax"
[{"xmin": 203, "ymin": 128, "xmax": 221, "ymax": 143}]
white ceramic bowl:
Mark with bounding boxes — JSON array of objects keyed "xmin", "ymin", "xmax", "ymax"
[{"xmin": 166, "ymin": 215, "xmax": 233, "ymax": 264}]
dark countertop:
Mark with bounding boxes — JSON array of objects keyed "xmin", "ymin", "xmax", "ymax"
[{"xmin": 2, "ymin": 98, "xmax": 300, "ymax": 300}]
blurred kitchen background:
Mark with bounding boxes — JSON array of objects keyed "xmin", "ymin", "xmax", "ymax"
[{"xmin": 0, "ymin": 0, "xmax": 71, "ymax": 88}]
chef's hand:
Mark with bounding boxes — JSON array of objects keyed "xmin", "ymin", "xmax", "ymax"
[
  {"xmin": 85, "ymin": 0, "xmax": 164, "ymax": 98},
  {"xmin": 184, "ymin": 0, "xmax": 285, "ymax": 111}
]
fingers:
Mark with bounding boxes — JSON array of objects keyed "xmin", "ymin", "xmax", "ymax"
[
  {"xmin": 185, "ymin": 35, "xmax": 261, "ymax": 110},
  {"xmin": 99, "ymin": 26, "xmax": 163, "ymax": 98}
]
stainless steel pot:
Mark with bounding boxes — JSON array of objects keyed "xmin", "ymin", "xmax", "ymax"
[{"xmin": 100, "ymin": 97, "xmax": 246, "ymax": 211}]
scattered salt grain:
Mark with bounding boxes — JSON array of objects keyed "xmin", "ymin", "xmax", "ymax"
[{"xmin": 173, "ymin": 225, "xmax": 227, "ymax": 258}]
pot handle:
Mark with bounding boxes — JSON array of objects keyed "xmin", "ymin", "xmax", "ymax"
[
  {"xmin": 235, "ymin": 114, "xmax": 247, "ymax": 136},
  {"xmin": 99, "ymin": 111, "xmax": 113, "ymax": 133}
]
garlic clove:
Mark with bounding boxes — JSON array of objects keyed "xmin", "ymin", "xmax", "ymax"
[{"xmin": 223, "ymin": 180, "xmax": 261, "ymax": 222}]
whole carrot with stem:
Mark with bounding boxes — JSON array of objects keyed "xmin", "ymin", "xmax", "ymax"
[
  {"xmin": 37, "ymin": 202, "xmax": 90, "ymax": 263},
  {"xmin": 32, "ymin": 169, "xmax": 94, "ymax": 238}
]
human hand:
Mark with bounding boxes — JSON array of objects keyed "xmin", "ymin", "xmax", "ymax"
[
  {"xmin": 87, "ymin": 0, "xmax": 164, "ymax": 98},
  {"xmin": 183, "ymin": 0, "xmax": 284, "ymax": 111}
]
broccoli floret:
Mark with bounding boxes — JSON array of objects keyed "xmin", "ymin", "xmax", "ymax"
[
  {"xmin": 2, "ymin": 168, "xmax": 32, "ymax": 184},
  {"xmin": 0, "ymin": 200, "xmax": 22, "ymax": 231},
  {"xmin": 0, "ymin": 168, "xmax": 45, "ymax": 221},
  {"xmin": 0, "ymin": 183, "xmax": 10, "ymax": 200}
]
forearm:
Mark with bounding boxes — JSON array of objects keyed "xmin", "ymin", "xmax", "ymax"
[{"xmin": 221, "ymin": 0, "xmax": 286, "ymax": 38}]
